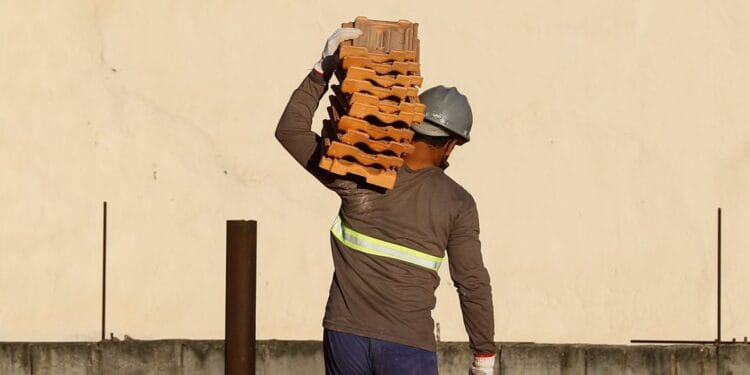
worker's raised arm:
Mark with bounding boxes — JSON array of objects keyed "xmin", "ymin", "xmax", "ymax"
[
  {"xmin": 275, "ymin": 28, "xmax": 362, "ymax": 168},
  {"xmin": 446, "ymin": 197, "xmax": 496, "ymax": 373},
  {"xmin": 275, "ymin": 71, "xmax": 327, "ymax": 168}
]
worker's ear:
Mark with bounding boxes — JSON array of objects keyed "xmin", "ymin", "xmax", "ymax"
[
  {"xmin": 443, "ymin": 139, "xmax": 459, "ymax": 157},
  {"xmin": 438, "ymin": 139, "xmax": 459, "ymax": 170}
]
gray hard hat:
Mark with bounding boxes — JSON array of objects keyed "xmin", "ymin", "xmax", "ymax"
[{"xmin": 412, "ymin": 86, "xmax": 473, "ymax": 143}]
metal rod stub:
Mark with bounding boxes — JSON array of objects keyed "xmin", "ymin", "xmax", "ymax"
[
  {"xmin": 631, "ymin": 339, "xmax": 742, "ymax": 345},
  {"xmin": 631, "ymin": 208, "xmax": 739, "ymax": 346},
  {"xmin": 718, "ymin": 207, "xmax": 722, "ymax": 343},
  {"xmin": 102, "ymin": 201, "xmax": 107, "ymax": 341},
  {"xmin": 225, "ymin": 220, "xmax": 257, "ymax": 375},
  {"xmin": 631, "ymin": 339, "xmax": 717, "ymax": 344}
]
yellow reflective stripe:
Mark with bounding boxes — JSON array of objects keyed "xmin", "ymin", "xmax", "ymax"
[{"xmin": 331, "ymin": 216, "xmax": 443, "ymax": 271}]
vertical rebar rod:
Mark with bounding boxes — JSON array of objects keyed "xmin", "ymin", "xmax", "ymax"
[
  {"xmin": 225, "ymin": 220, "xmax": 257, "ymax": 375},
  {"xmin": 717, "ymin": 207, "xmax": 722, "ymax": 343},
  {"xmin": 102, "ymin": 201, "xmax": 107, "ymax": 341}
]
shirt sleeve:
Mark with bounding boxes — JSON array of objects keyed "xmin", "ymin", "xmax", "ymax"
[
  {"xmin": 446, "ymin": 197, "xmax": 496, "ymax": 355},
  {"xmin": 275, "ymin": 71, "xmax": 353, "ymax": 190}
]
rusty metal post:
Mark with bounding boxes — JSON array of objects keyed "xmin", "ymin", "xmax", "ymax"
[{"xmin": 225, "ymin": 220, "xmax": 257, "ymax": 375}]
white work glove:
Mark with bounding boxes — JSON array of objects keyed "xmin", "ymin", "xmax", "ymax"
[
  {"xmin": 469, "ymin": 354, "xmax": 496, "ymax": 375},
  {"xmin": 312, "ymin": 28, "xmax": 363, "ymax": 80}
]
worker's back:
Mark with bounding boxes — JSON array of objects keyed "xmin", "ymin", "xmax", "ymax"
[{"xmin": 323, "ymin": 164, "xmax": 476, "ymax": 352}]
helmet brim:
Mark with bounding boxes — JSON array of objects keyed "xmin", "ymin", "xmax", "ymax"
[
  {"xmin": 412, "ymin": 119, "xmax": 470, "ymax": 144},
  {"xmin": 412, "ymin": 121, "xmax": 451, "ymax": 137}
]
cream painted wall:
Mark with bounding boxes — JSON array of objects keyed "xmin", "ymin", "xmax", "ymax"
[{"xmin": 1, "ymin": 1, "xmax": 748, "ymax": 344}]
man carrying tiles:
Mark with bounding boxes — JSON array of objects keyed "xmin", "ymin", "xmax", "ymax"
[{"xmin": 276, "ymin": 26, "xmax": 496, "ymax": 375}]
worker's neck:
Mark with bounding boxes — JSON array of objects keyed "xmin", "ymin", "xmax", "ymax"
[
  {"xmin": 404, "ymin": 157, "xmax": 439, "ymax": 170},
  {"xmin": 404, "ymin": 149, "xmax": 444, "ymax": 170}
]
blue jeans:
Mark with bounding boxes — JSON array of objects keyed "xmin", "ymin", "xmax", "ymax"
[{"xmin": 323, "ymin": 329, "xmax": 438, "ymax": 375}]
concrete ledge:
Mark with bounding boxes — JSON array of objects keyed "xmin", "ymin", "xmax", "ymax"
[
  {"xmin": 0, "ymin": 343, "xmax": 30, "ymax": 375},
  {"xmin": 436, "ymin": 342, "xmax": 478, "ymax": 373},
  {"xmin": 500, "ymin": 344, "xmax": 586, "ymax": 374},
  {"xmin": 585, "ymin": 346, "xmax": 627, "ymax": 373},
  {"xmin": 623, "ymin": 346, "xmax": 673, "ymax": 374},
  {"xmin": 501, "ymin": 344, "xmax": 719, "ymax": 375},
  {"xmin": 182, "ymin": 341, "xmax": 224, "ymax": 375},
  {"xmin": 674, "ymin": 346, "xmax": 716, "ymax": 375},
  {"xmin": 101, "ymin": 340, "xmax": 182, "ymax": 374},
  {"xmin": 257, "ymin": 340, "xmax": 324, "ymax": 375},
  {"xmin": 718, "ymin": 345, "xmax": 750, "ymax": 375},
  {"xmin": 31, "ymin": 342, "xmax": 100, "ymax": 375},
  {"xmin": 0, "ymin": 340, "xmax": 747, "ymax": 374}
]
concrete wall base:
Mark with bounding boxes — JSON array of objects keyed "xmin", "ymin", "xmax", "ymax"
[{"xmin": 1, "ymin": 340, "xmax": 747, "ymax": 374}]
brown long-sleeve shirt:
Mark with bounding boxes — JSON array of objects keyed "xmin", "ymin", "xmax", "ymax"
[{"xmin": 275, "ymin": 71, "xmax": 495, "ymax": 354}]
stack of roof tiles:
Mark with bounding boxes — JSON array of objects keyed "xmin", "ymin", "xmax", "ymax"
[{"xmin": 319, "ymin": 17, "xmax": 424, "ymax": 190}]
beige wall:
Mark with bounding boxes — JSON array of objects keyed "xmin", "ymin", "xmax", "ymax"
[{"xmin": 1, "ymin": 0, "xmax": 748, "ymax": 344}]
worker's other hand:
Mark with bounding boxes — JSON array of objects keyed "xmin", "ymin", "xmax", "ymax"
[
  {"xmin": 313, "ymin": 28, "xmax": 363, "ymax": 80},
  {"xmin": 469, "ymin": 354, "xmax": 495, "ymax": 375}
]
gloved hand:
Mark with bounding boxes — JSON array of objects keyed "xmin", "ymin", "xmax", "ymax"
[
  {"xmin": 313, "ymin": 28, "xmax": 363, "ymax": 80},
  {"xmin": 469, "ymin": 354, "xmax": 496, "ymax": 375}
]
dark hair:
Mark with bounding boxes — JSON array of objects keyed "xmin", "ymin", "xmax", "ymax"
[{"xmin": 412, "ymin": 133, "xmax": 455, "ymax": 149}]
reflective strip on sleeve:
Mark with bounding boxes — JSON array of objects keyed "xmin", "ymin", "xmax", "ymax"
[{"xmin": 330, "ymin": 215, "xmax": 443, "ymax": 271}]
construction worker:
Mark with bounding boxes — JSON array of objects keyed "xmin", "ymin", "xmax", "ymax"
[{"xmin": 276, "ymin": 28, "xmax": 495, "ymax": 374}]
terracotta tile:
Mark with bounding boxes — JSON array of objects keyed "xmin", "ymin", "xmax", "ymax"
[
  {"xmin": 354, "ymin": 96, "xmax": 401, "ymax": 114},
  {"xmin": 339, "ymin": 46, "xmax": 417, "ymax": 63},
  {"xmin": 345, "ymin": 66, "xmax": 423, "ymax": 88},
  {"xmin": 348, "ymin": 101, "xmax": 424, "ymax": 125},
  {"xmin": 337, "ymin": 116, "xmax": 414, "ymax": 142},
  {"xmin": 339, "ymin": 129, "xmax": 415, "ymax": 157},
  {"xmin": 349, "ymin": 93, "xmax": 425, "ymax": 115},
  {"xmin": 345, "ymin": 17, "xmax": 419, "ymax": 58},
  {"xmin": 341, "ymin": 78, "xmax": 418, "ymax": 101},
  {"xmin": 325, "ymin": 141, "xmax": 404, "ymax": 170},
  {"xmin": 399, "ymin": 101, "xmax": 426, "ymax": 114},
  {"xmin": 319, "ymin": 156, "xmax": 397, "ymax": 189},
  {"xmin": 342, "ymin": 56, "xmax": 420, "ymax": 75}
]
